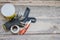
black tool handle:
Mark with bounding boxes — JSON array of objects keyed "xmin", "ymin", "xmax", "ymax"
[
  {"xmin": 21, "ymin": 7, "xmax": 30, "ymax": 23},
  {"xmin": 23, "ymin": 7, "xmax": 30, "ymax": 19},
  {"xmin": 23, "ymin": 17, "xmax": 36, "ymax": 23}
]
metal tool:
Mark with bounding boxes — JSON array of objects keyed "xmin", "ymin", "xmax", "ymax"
[
  {"xmin": 21, "ymin": 7, "xmax": 36, "ymax": 23},
  {"xmin": 3, "ymin": 18, "xmax": 24, "ymax": 30},
  {"xmin": 3, "ymin": 7, "xmax": 36, "ymax": 31},
  {"xmin": 18, "ymin": 20, "xmax": 31, "ymax": 35}
]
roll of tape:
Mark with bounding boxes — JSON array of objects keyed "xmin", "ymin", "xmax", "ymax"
[
  {"xmin": 10, "ymin": 25, "xmax": 20, "ymax": 34},
  {"xmin": 1, "ymin": 3, "xmax": 16, "ymax": 20}
]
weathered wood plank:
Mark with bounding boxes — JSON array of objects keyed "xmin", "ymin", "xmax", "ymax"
[
  {"xmin": 0, "ymin": 34, "xmax": 60, "ymax": 40},
  {"xmin": 0, "ymin": 2, "xmax": 60, "ymax": 40},
  {"xmin": 0, "ymin": 1, "xmax": 60, "ymax": 7},
  {"xmin": 0, "ymin": 6, "xmax": 60, "ymax": 34}
]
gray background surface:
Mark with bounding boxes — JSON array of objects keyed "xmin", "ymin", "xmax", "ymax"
[{"xmin": 0, "ymin": 5, "xmax": 60, "ymax": 40}]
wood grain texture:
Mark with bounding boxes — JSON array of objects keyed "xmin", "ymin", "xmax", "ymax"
[
  {"xmin": 0, "ymin": 5, "xmax": 60, "ymax": 40},
  {"xmin": 0, "ymin": 1, "xmax": 60, "ymax": 7}
]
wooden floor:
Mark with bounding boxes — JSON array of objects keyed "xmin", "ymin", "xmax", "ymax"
[{"xmin": 0, "ymin": 4, "xmax": 60, "ymax": 40}]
